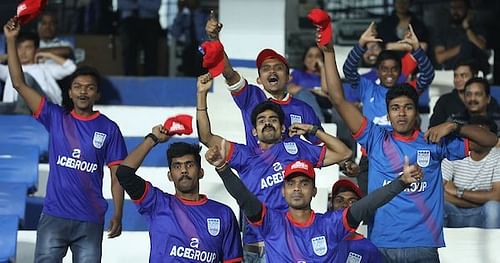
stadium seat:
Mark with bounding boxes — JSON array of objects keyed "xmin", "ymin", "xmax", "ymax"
[
  {"xmin": 491, "ymin": 85, "xmax": 500, "ymax": 103},
  {"xmin": 0, "ymin": 215, "xmax": 18, "ymax": 263},
  {"xmin": 104, "ymin": 199, "xmax": 149, "ymax": 231},
  {"xmin": 0, "ymin": 115, "xmax": 49, "ymax": 161},
  {"xmin": 124, "ymin": 137, "xmax": 199, "ymax": 167},
  {"xmin": 0, "ymin": 183, "xmax": 27, "ymax": 221},
  {"xmin": 0, "ymin": 144, "xmax": 39, "ymax": 193}
]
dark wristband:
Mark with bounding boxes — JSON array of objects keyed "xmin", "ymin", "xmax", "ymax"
[
  {"xmin": 145, "ymin": 133, "xmax": 159, "ymax": 145},
  {"xmin": 309, "ymin": 125, "xmax": 320, "ymax": 136}
]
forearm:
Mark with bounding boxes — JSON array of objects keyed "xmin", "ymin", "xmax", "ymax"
[
  {"xmin": 434, "ymin": 46, "xmax": 460, "ymax": 64},
  {"xmin": 110, "ymin": 167, "xmax": 124, "ymax": 218},
  {"xmin": 463, "ymin": 189, "xmax": 500, "ymax": 204},
  {"xmin": 196, "ymin": 91, "xmax": 222, "ymax": 147},
  {"xmin": 342, "ymin": 44, "xmax": 364, "ymax": 87},
  {"xmin": 320, "ymin": 67, "xmax": 328, "ymax": 94},
  {"xmin": 465, "ymin": 30, "xmax": 486, "ymax": 50},
  {"xmin": 37, "ymin": 47, "xmax": 73, "ymax": 59},
  {"xmin": 222, "ymin": 52, "xmax": 240, "ymax": 86},
  {"xmin": 459, "ymin": 124, "xmax": 498, "ymax": 147},
  {"xmin": 315, "ymin": 129, "xmax": 352, "ymax": 165},
  {"xmin": 216, "ymin": 165, "xmax": 263, "ymax": 222},
  {"xmin": 445, "ymin": 191, "xmax": 480, "ymax": 208},
  {"xmin": 121, "ymin": 137, "xmax": 157, "ymax": 169},
  {"xmin": 43, "ymin": 53, "xmax": 69, "ymax": 65},
  {"xmin": 413, "ymin": 48, "xmax": 434, "ymax": 93},
  {"xmin": 116, "ymin": 165, "xmax": 146, "ymax": 200},
  {"xmin": 347, "ymin": 178, "xmax": 407, "ymax": 227}
]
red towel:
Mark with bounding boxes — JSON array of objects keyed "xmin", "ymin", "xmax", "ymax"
[
  {"xmin": 17, "ymin": 0, "xmax": 48, "ymax": 25},
  {"xmin": 163, "ymin": 114, "xmax": 193, "ymax": 136},
  {"xmin": 200, "ymin": 40, "xmax": 225, "ymax": 77},
  {"xmin": 307, "ymin": 8, "xmax": 333, "ymax": 46}
]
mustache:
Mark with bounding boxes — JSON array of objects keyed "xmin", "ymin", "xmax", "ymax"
[
  {"xmin": 262, "ymin": 124, "xmax": 275, "ymax": 132},
  {"xmin": 467, "ymin": 100, "xmax": 479, "ymax": 105},
  {"xmin": 178, "ymin": 175, "xmax": 192, "ymax": 181}
]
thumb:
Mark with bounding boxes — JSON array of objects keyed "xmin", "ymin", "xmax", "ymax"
[
  {"xmin": 219, "ymin": 139, "xmax": 227, "ymax": 160},
  {"xmin": 403, "ymin": 155, "xmax": 410, "ymax": 169},
  {"xmin": 209, "ymin": 10, "xmax": 217, "ymax": 21}
]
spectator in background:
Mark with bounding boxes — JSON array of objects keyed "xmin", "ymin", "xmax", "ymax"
[
  {"xmin": 0, "ymin": 32, "xmax": 76, "ymax": 114},
  {"xmin": 169, "ymin": 0, "xmax": 208, "ymax": 77},
  {"xmin": 37, "ymin": 12, "xmax": 74, "ymax": 61},
  {"xmin": 378, "ymin": 0, "xmax": 429, "ymax": 51},
  {"xmin": 287, "ymin": 45, "xmax": 327, "ymax": 122},
  {"xmin": 118, "ymin": 0, "xmax": 162, "ymax": 76},
  {"xmin": 329, "ymin": 179, "xmax": 383, "ymax": 263},
  {"xmin": 442, "ymin": 116, "xmax": 500, "ymax": 228},
  {"xmin": 433, "ymin": 0, "xmax": 490, "ymax": 74},
  {"xmin": 429, "ymin": 61, "xmax": 499, "ymax": 128}
]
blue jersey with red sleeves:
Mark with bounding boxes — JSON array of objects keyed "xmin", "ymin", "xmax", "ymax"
[
  {"xmin": 353, "ymin": 118, "xmax": 469, "ymax": 248},
  {"xmin": 34, "ymin": 98, "xmax": 127, "ymax": 224},
  {"xmin": 333, "ymin": 233, "xmax": 383, "ymax": 263},
  {"xmin": 251, "ymin": 207, "xmax": 354, "ymax": 262},
  {"xmin": 232, "ymin": 81, "xmax": 322, "ymax": 148},
  {"xmin": 227, "ymin": 136, "xmax": 326, "ymax": 244},
  {"xmin": 136, "ymin": 182, "xmax": 243, "ymax": 263}
]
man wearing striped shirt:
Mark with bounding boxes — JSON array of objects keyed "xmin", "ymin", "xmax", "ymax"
[{"xmin": 442, "ymin": 116, "xmax": 500, "ymax": 228}]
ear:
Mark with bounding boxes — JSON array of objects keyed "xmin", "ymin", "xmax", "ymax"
[
  {"xmin": 198, "ymin": 168, "xmax": 204, "ymax": 180},
  {"xmin": 281, "ymin": 124, "xmax": 286, "ymax": 134},
  {"xmin": 256, "ymin": 76, "xmax": 262, "ymax": 85},
  {"xmin": 252, "ymin": 127, "xmax": 257, "ymax": 137},
  {"xmin": 313, "ymin": 186, "xmax": 317, "ymax": 197},
  {"xmin": 95, "ymin": 91, "xmax": 101, "ymax": 102},
  {"xmin": 68, "ymin": 86, "xmax": 73, "ymax": 99},
  {"xmin": 167, "ymin": 171, "xmax": 173, "ymax": 182}
]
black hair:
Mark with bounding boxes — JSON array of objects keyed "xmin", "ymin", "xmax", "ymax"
[
  {"xmin": 63, "ymin": 66, "xmax": 102, "ymax": 112},
  {"xmin": 385, "ymin": 84, "xmax": 419, "ymax": 111},
  {"xmin": 454, "ymin": 60, "xmax": 479, "ymax": 76},
  {"xmin": 167, "ymin": 142, "xmax": 202, "ymax": 168},
  {"xmin": 250, "ymin": 101, "xmax": 285, "ymax": 127},
  {"xmin": 16, "ymin": 32, "xmax": 39, "ymax": 49},
  {"xmin": 39, "ymin": 11, "xmax": 57, "ymax": 24},
  {"xmin": 301, "ymin": 45, "xmax": 323, "ymax": 71},
  {"xmin": 375, "ymin": 50, "xmax": 401, "ymax": 71},
  {"xmin": 468, "ymin": 115, "xmax": 498, "ymax": 134},
  {"xmin": 464, "ymin": 77, "xmax": 490, "ymax": 96},
  {"xmin": 451, "ymin": 0, "xmax": 470, "ymax": 9}
]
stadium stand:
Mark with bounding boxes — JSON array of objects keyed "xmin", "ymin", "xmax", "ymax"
[
  {"xmin": 0, "ymin": 144, "xmax": 39, "ymax": 193},
  {"xmin": 0, "ymin": 215, "xmax": 18, "ymax": 263},
  {"xmin": 0, "ymin": 115, "xmax": 49, "ymax": 161},
  {"xmin": 0, "ymin": 183, "xmax": 27, "ymax": 221}
]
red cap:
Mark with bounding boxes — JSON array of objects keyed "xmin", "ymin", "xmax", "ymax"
[
  {"xmin": 17, "ymin": 0, "xmax": 48, "ymax": 25},
  {"xmin": 200, "ymin": 40, "xmax": 225, "ymax": 77},
  {"xmin": 307, "ymin": 8, "xmax": 333, "ymax": 46},
  {"xmin": 332, "ymin": 179, "xmax": 364, "ymax": 198},
  {"xmin": 163, "ymin": 114, "xmax": 193, "ymax": 136},
  {"xmin": 256, "ymin": 49, "xmax": 289, "ymax": 70},
  {"xmin": 284, "ymin": 160, "xmax": 315, "ymax": 180}
]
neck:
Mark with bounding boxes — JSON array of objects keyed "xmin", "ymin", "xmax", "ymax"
[
  {"xmin": 270, "ymin": 90, "xmax": 287, "ymax": 100},
  {"xmin": 470, "ymin": 149, "xmax": 491, "ymax": 161},
  {"xmin": 288, "ymin": 207, "xmax": 313, "ymax": 224},
  {"xmin": 259, "ymin": 141, "xmax": 275, "ymax": 151},
  {"xmin": 176, "ymin": 191, "xmax": 200, "ymax": 201},
  {"xmin": 72, "ymin": 107, "xmax": 95, "ymax": 117},
  {"xmin": 396, "ymin": 12, "xmax": 409, "ymax": 19}
]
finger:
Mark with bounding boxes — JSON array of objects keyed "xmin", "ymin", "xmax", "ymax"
[
  {"xmin": 408, "ymin": 24, "xmax": 414, "ymax": 34},
  {"xmin": 423, "ymin": 130, "xmax": 430, "ymax": 143},
  {"xmin": 219, "ymin": 139, "xmax": 227, "ymax": 160},
  {"xmin": 107, "ymin": 223, "xmax": 121, "ymax": 238},
  {"xmin": 209, "ymin": 10, "xmax": 216, "ymax": 21},
  {"xmin": 403, "ymin": 155, "xmax": 410, "ymax": 169}
]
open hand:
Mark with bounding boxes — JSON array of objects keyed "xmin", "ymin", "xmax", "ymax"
[
  {"xmin": 359, "ymin": 22, "xmax": 382, "ymax": 47},
  {"xmin": 424, "ymin": 122, "xmax": 456, "ymax": 143}
]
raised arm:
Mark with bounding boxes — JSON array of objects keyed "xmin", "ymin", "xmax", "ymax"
[
  {"xmin": 346, "ymin": 156, "xmax": 422, "ymax": 228},
  {"xmin": 4, "ymin": 17, "xmax": 42, "ymax": 112},
  {"xmin": 196, "ymin": 74, "xmax": 232, "ymax": 158},
  {"xmin": 288, "ymin": 123, "xmax": 352, "ymax": 166},
  {"xmin": 205, "ymin": 144, "xmax": 263, "ymax": 223},
  {"xmin": 116, "ymin": 125, "xmax": 170, "ymax": 200},
  {"xmin": 37, "ymin": 46, "xmax": 73, "ymax": 59},
  {"xmin": 322, "ymin": 39, "xmax": 365, "ymax": 134}
]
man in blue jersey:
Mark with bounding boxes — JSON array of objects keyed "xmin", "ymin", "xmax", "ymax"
[
  {"xmin": 343, "ymin": 22, "xmax": 435, "ymax": 196},
  {"xmin": 4, "ymin": 17, "xmax": 127, "ymax": 262},
  {"xmin": 116, "ymin": 129, "xmax": 243, "ymax": 263},
  {"xmin": 205, "ymin": 16, "xmax": 322, "ymax": 149},
  {"xmin": 204, "ymin": 150, "xmax": 424, "ymax": 262},
  {"xmin": 196, "ymin": 73, "xmax": 352, "ymax": 261},
  {"xmin": 330, "ymin": 179, "xmax": 382, "ymax": 263},
  {"xmin": 322, "ymin": 30, "xmax": 498, "ymax": 262}
]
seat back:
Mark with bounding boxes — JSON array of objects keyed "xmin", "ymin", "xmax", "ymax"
[{"xmin": 0, "ymin": 143, "xmax": 39, "ymax": 192}]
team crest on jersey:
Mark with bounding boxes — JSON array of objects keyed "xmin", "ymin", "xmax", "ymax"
[
  {"xmin": 346, "ymin": 252, "xmax": 362, "ymax": 263},
  {"xmin": 416, "ymin": 150, "xmax": 431, "ymax": 167},
  {"xmin": 290, "ymin": 114, "xmax": 302, "ymax": 124},
  {"xmin": 207, "ymin": 218, "xmax": 220, "ymax": 236},
  {"xmin": 93, "ymin": 132, "xmax": 107, "ymax": 149},
  {"xmin": 311, "ymin": 236, "xmax": 327, "ymax": 256},
  {"xmin": 284, "ymin": 142, "xmax": 298, "ymax": 155}
]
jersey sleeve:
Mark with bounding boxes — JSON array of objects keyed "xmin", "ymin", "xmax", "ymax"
[
  {"xmin": 294, "ymin": 138, "xmax": 326, "ymax": 168},
  {"xmin": 105, "ymin": 123, "xmax": 128, "ymax": 167},
  {"xmin": 33, "ymin": 97, "xmax": 62, "ymax": 131},
  {"xmin": 231, "ymin": 81, "xmax": 266, "ymax": 111},
  {"xmin": 249, "ymin": 205, "xmax": 281, "ymax": 238},
  {"xmin": 222, "ymin": 208, "xmax": 244, "ymax": 262},
  {"xmin": 439, "ymin": 135, "xmax": 469, "ymax": 161},
  {"xmin": 226, "ymin": 142, "xmax": 251, "ymax": 173},
  {"xmin": 352, "ymin": 117, "xmax": 382, "ymax": 155},
  {"xmin": 330, "ymin": 209, "xmax": 355, "ymax": 242},
  {"xmin": 440, "ymin": 159, "xmax": 454, "ymax": 182},
  {"xmin": 136, "ymin": 182, "xmax": 162, "ymax": 217}
]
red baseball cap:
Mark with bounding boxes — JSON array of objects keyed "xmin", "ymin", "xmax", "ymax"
[
  {"xmin": 17, "ymin": 0, "xmax": 48, "ymax": 25},
  {"xmin": 256, "ymin": 49, "xmax": 289, "ymax": 70},
  {"xmin": 332, "ymin": 179, "xmax": 364, "ymax": 198},
  {"xmin": 284, "ymin": 160, "xmax": 315, "ymax": 181},
  {"xmin": 307, "ymin": 8, "xmax": 333, "ymax": 46},
  {"xmin": 163, "ymin": 114, "xmax": 193, "ymax": 136},
  {"xmin": 200, "ymin": 40, "xmax": 225, "ymax": 77}
]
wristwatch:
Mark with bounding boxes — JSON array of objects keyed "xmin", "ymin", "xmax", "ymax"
[{"xmin": 455, "ymin": 188, "xmax": 465, "ymax": 198}]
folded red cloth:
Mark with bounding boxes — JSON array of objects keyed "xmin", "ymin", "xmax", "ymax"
[
  {"xmin": 307, "ymin": 8, "xmax": 333, "ymax": 46},
  {"xmin": 163, "ymin": 114, "xmax": 193, "ymax": 136},
  {"xmin": 17, "ymin": 0, "xmax": 48, "ymax": 25},
  {"xmin": 200, "ymin": 40, "xmax": 225, "ymax": 77}
]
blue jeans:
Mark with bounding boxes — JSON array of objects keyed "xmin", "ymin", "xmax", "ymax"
[
  {"xmin": 444, "ymin": 201, "xmax": 500, "ymax": 228},
  {"xmin": 243, "ymin": 249, "xmax": 266, "ymax": 263},
  {"xmin": 34, "ymin": 214, "xmax": 104, "ymax": 263},
  {"xmin": 378, "ymin": 247, "xmax": 439, "ymax": 263}
]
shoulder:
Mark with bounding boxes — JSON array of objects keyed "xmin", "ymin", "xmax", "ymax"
[{"xmin": 206, "ymin": 199, "xmax": 236, "ymax": 216}]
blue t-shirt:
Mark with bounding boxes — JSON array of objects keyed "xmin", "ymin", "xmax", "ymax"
[
  {"xmin": 333, "ymin": 233, "xmax": 383, "ymax": 263},
  {"xmin": 232, "ymin": 81, "xmax": 322, "ymax": 148},
  {"xmin": 35, "ymin": 97, "xmax": 127, "ymax": 224},
  {"xmin": 290, "ymin": 69, "xmax": 321, "ymax": 90},
  {"xmin": 228, "ymin": 136, "xmax": 326, "ymax": 244},
  {"xmin": 251, "ymin": 207, "xmax": 354, "ymax": 261},
  {"xmin": 354, "ymin": 118, "xmax": 469, "ymax": 248},
  {"xmin": 136, "ymin": 182, "xmax": 243, "ymax": 263}
]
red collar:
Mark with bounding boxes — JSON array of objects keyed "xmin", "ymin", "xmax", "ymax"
[
  {"xmin": 286, "ymin": 210, "xmax": 315, "ymax": 228},
  {"xmin": 393, "ymin": 129, "xmax": 419, "ymax": 142},
  {"xmin": 175, "ymin": 194, "xmax": 208, "ymax": 206},
  {"xmin": 269, "ymin": 93, "xmax": 292, "ymax": 105},
  {"xmin": 70, "ymin": 110, "xmax": 100, "ymax": 121}
]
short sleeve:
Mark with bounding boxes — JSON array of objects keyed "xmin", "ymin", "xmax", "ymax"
[
  {"xmin": 34, "ymin": 97, "xmax": 63, "ymax": 131},
  {"xmin": 250, "ymin": 205, "xmax": 281, "ymax": 238},
  {"xmin": 222, "ymin": 209, "xmax": 244, "ymax": 262},
  {"xmin": 227, "ymin": 142, "xmax": 251, "ymax": 173},
  {"xmin": 231, "ymin": 82, "xmax": 266, "ymax": 111},
  {"xmin": 105, "ymin": 123, "xmax": 128, "ymax": 167},
  {"xmin": 294, "ymin": 138, "xmax": 326, "ymax": 167},
  {"xmin": 136, "ymin": 182, "xmax": 164, "ymax": 216},
  {"xmin": 491, "ymin": 149, "xmax": 500, "ymax": 183},
  {"xmin": 352, "ymin": 117, "xmax": 382, "ymax": 155},
  {"xmin": 441, "ymin": 159, "xmax": 454, "ymax": 181},
  {"xmin": 439, "ymin": 135, "xmax": 469, "ymax": 161}
]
